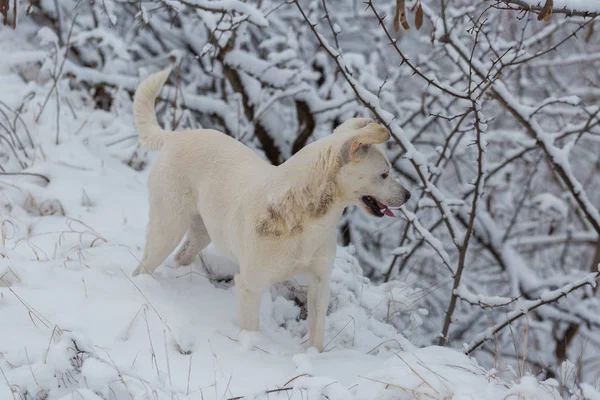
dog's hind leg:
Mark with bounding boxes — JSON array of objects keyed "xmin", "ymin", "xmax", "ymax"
[
  {"xmin": 175, "ymin": 214, "xmax": 211, "ymax": 266},
  {"xmin": 133, "ymin": 200, "xmax": 188, "ymax": 276}
]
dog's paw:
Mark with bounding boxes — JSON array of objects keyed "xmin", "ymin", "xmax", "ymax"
[
  {"xmin": 132, "ymin": 266, "xmax": 148, "ymax": 276},
  {"xmin": 174, "ymin": 242, "xmax": 198, "ymax": 266},
  {"xmin": 174, "ymin": 251, "xmax": 195, "ymax": 266},
  {"xmin": 238, "ymin": 330, "xmax": 261, "ymax": 351}
]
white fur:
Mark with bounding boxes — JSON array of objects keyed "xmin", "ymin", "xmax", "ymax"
[{"xmin": 132, "ymin": 68, "xmax": 410, "ymax": 350}]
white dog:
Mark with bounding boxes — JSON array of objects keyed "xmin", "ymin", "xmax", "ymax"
[{"xmin": 132, "ymin": 67, "xmax": 411, "ymax": 350}]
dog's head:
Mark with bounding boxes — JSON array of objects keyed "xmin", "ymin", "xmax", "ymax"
[{"xmin": 334, "ymin": 118, "xmax": 411, "ymax": 218}]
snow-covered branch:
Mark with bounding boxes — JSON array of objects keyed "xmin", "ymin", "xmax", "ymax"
[
  {"xmin": 465, "ymin": 272, "xmax": 599, "ymax": 353},
  {"xmin": 497, "ymin": 0, "xmax": 600, "ymax": 18}
]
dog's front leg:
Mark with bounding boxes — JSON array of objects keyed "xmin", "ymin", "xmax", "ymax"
[
  {"xmin": 234, "ymin": 275, "xmax": 262, "ymax": 331},
  {"xmin": 307, "ymin": 273, "xmax": 331, "ymax": 351}
]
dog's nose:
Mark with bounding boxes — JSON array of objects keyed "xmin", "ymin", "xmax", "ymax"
[{"xmin": 404, "ymin": 190, "xmax": 411, "ymax": 201}]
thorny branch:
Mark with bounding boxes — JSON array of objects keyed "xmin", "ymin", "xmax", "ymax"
[
  {"xmin": 439, "ymin": 101, "xmax": 487, "ymax": 346},
  {"xmin": 292, "ymin": 0, "xmax": 600, "ymax": 377},
  {"xmin": 465, "ymin": 273, "xmax": 599, "ymax": 353},
  {"xmin": 496, "ymin": 0, "xmax": 600, "ymax": 19},
  {"xmin": 293, "ymin": 0, "xmax": 466, "ymax": 250}
]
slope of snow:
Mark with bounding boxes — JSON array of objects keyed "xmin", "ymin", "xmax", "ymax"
[{"xmin": 0, "ymin": 29, "xmax": 595, "ymax": 400}]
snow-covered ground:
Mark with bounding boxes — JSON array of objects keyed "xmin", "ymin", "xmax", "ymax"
[{"xmin": 0, "ymin": 26, "xmax": 597, "ymax": 400}]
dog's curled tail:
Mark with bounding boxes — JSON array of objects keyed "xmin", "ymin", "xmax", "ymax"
[{"xmin": 133, "ymin": 67, "xmax": 172, "ymax": 151}]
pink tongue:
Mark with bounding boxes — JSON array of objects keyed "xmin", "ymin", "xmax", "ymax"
[
  {"xmin": 374, "ymin": 198, "xmax": 396, "ymax": 217},
  {"xmin": 383, "ymin": 207, "xmax": 395, "ymax": 217}
]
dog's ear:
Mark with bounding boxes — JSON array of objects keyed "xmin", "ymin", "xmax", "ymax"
[
  {"xmin": 333, "ymin": 118, "xmax": 375, "ymax": 134},
  {"xmin": 341, "ymin": 123, "xmax": 390, "ymax": 163}
]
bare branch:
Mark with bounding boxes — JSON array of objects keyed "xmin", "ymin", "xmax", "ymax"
[
  {"xmin": 465, "ymin": 272, "xmax": 599, "ymax": 353},
  {"xmin": 496, "ymin": 0, "xmax": 600, "ymax": 19},
  {"xmin": 439, "ymin": 101, "xmax": 488, "ymax": 346}
]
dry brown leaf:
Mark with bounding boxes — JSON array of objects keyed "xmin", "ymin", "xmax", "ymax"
[
  {"xmin": 0, "ymin": 0, "xmax": 8, "ymax": 26},
  {"xmin": 394, "ymin": 0, "xmax": 410, "ymax": 32},
  {"xmin": 400, "ymin": 0, "xmax": 410, "ymax": 31},
  {"xmin": 415, "ymin": 3, "xmax": 423, "ymax": 30},
  {"xmin": 537, "ymin": 0, "xmax": 553, "ymax": 22},
  {"xmin": 585, "ymin": 21, "xmax": 595, "ymax": 43},
  {"xmin": 394, "ymin": 0, "xmax": 401, "ymax": 32}
]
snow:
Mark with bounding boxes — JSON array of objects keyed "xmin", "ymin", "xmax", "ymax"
[
  {"xmin": 400, "ymin": 208, "xmax": 454, "ymax": 274},
  {"xmin": 224, "ymin": 50, "xmax": 318, "ymax": 89},
  {"xmin": 454, "ymin": 42, "xmax": 600, "ymax": 231},
  {"xmin": 2, "ymin": 1, "xmax": 600, "ymax": 397},
  {"xmin": 465, "ymin": 272, "xmax": 599, "ymax": 353},
  {"xmin": 516, "ymin": 0, "xmax": 600, "ymax": 13},
  {"xmin": 532, "ymin": 192, "xmax": 569, "ymax": 217},
  {"xmin": 0, "ymin": 142, "xmax": 572, "ymax": 399},
  {"xmin": 354, "ymin": 347, "xmax": 559, "ymax": 400},
  {"xmin": 583, "ymin": 384, "xmax": 600, "ymax": 400},
  {"xmin": 179, "ymin": 0, "xmax": 268, "ymax": 27},
  {"xmin": 311, "ymin": 25, "xmax": 466, "ymax": 247},
  {"xmin": 0, "ymin": 56, "xmax": 586, "ymax": 400},
  {"xmin": 0, "ymin": 134, "xmax": 554, "ymax": 399},
  {"xmin": 455, "ymin": 285, "xmax": 514, "ymax": 308},
  {"xmin": 37, "ymin": 27, "xmax": 59, "ymax": 47}
]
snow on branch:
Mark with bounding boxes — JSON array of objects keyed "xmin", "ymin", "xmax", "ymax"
[
  {"xmin": 293, "ymin": 0, "xmax": 466, "ymax": 249},
  {"xmin": 439, "ymin": 100, "xmax": 488, "ymax": 346},
  {"xmin": 62, "ymin": 61, "xmax": 238, "ymax": 133},
  {"xmin": 465, "ymin": 272, "xmax": 599, "ymax": 353},
  {"xmin": 224, "ymin": 50, "xmax": 315, "ymax": 89},
  {"xmin": 399, "ymin": 207, "xmax": 454, "ymax": 275},
  {"xmin": 175, "ymin": 0, "xmax": 269, "ymax": 27},
  {"xmin": 455, "ymin": 285, "xmax": 517, "ymax": 308},
  {"xmin": 365, "ymin": 1, "xmax": 470, "ymax": 101},
  {"xmin": 429, "ymin": 5, "xmax": 600, "ymax": 235},
  {"xmin": 497, "ymin": 0, "xmax": 600, "ymax": 18}
]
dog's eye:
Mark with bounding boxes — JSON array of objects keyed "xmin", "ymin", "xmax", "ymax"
[{"xmin": 381, "ymin": 172, "xmax": 389, "ymax": 179}]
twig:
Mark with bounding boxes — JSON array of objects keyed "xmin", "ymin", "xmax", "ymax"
[
  {"xmin": 465, "ymin": 273, "xmax": 599, "ymax": 353},
  {"xmin": 496, "ymin": 0, "xmax": 600, "ymax": 18},
  {"xmin": 35, "ymin": 10, "xmax": 78, "ymax": 126},
  {"xmin": 424, "ymin": 1, "xmax": 600, "ymax": 236},
  {"xmin": 0, "ymin": 366, "xmax": 16, "ymax": 400},
  {"xmin": 320, "ymin": 0, "xmax": 339, "ymax": 48},
  {"xmin": 366, "ymin": 1, "xmax": 469, "ymax": 100},
  {"xmin": 439, "ymin": 100, "xmax": 487, "ymax": 346},
  {"xmin": 0, "ymin": 172, "xmax": 49, "ymax": 184},
  {"xmin": 142, "ymin": 308, "xmax": 160, "ymax": 373},
  {"xmin": 24, "ymin": 347, "xmax": 42, "ymax": 389},
  {"xmin": 293, "ymin": 0, "xmax": 465, "ymax": 248},
  {"xmin": 227, "ymin": 387, "xmax": 294, "ymax": 400}
]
